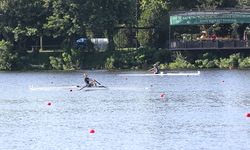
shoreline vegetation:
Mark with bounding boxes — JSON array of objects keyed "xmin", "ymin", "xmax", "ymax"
[
  {"xmin": 1, "ymin": 1, "xmax": 250, "ymax": 71},
  {"xmin": 103, "ymin": 50, "xmax": 250, "ymax": 71},
  {"xmin": 1, "ymin": 40, "xmax": 250, "ymax": 71}
]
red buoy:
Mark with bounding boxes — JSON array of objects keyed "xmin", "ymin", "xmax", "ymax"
[
  {"xmin": 160, "ymin": 93, "xmax": 165, "ymax": 98},
  {"xmin": 89, "ymin": 129, "xmax": 95, "ymax": 134},
  {"xmin": 47, "ymin": 102, "xmax": 52, "ymax": 106},
  {"xmin": 246, "ymin": 113, "xmax": 250, "ymax": 117}
]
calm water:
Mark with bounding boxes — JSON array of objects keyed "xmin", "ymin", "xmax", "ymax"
[{"xmin": 0, "ymin": 70, "xmax": 250, "ymax": 150}]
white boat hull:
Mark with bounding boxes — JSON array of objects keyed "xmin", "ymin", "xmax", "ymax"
[
  {"xmin": 79, "ymin": 86, "xmax": 108, "ymax": 91},
  {"xmin": 118, "ymin": 71, "xmax": 200, "ymax": 76}
]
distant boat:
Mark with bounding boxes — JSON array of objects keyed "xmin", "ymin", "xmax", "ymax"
[{"xmin": 118, "ymin": 71, "xmax": 200, "ymax": 76}]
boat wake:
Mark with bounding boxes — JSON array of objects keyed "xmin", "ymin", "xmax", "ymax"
[
  {"xmin": 28, "ymin": 85, "xmax": 151, "ymax": 92},
  {"xmin": 29, "ymin": 85, "xmax": 79, "ymax": 91},
  {"xmin": 108, "ymin": 87, "xmax": 151, "ymax": 91}
]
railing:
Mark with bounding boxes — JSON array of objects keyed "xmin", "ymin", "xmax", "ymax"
[
  {"xmin": 170, "ymin": 40, "xmax": 250, "ymax": 50},
  {"xmin": 27, "ymin": 45, "xmax": 63, "ymax": 53}
]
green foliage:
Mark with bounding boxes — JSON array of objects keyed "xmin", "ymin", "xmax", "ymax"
[
  {"xmin": 110, "ymin": 48, "xmax": 170, "ymax": 69},
  {"xmin": 105, "ymin": 56, "xmax": 115, "ymax": 70},
  {"xmin": 49, "ymin": 49, "xmax": 82, "ymax": 70},
  {"xmin": 228, "ymin": 53, "xmax": 240, "ymax": 67},
  {"xmin": 0, "ymin": 0, "xmax": 46, "ymax": 47},
  {"xmin": 49, "ymin": 56, "xmax": 63, "ymax": 70},
  {"xmin": 61, "ymin": 52, "xmax": 74, "ymax": 70},
  {"xmin": 159, "ymin": 63, "xmax": 168, "ymax": 70},
  {"xmin": 0, "ymin": 0, "xmax": 246, "ymax": 70},
  {"xmin": 138, "ymin": 1, "xmax": 169, "ymax": 48},
  {"xmin": 195, "ymin": 59, "xmax": 216, "ymax": 68},
  {"xmin": 214, "ymin": 53, "xmax": 240, "ymax": 68},
  {"xmin": 85, "ymin": 0, "xmax": 135, "ymax": 53},
  {"xmin": 215, "ymin": 58, "xmax": 230, "ymax": 68},
  {"xmin": 195, "ymin": 53, "xmax": 217, "ymax": 68},
  {"xmin": 169, "ymin": 0, "xmax": 199, "ymax": 10},
  {"xmin": 43, "ymin": 0, "xmax": 85, "ymax": 48},
  {"xmin": 197, "ymin": 0, "xmax": 223, "ymax": 10},
  {"xmin": 239, "ymin": 57, "xmax": 250, "ymax": 69},
  {"xmin": 114, "ymin": 29, "xmax": 129, "ymax": 48},
  {"xmin": 169, "ymin": 53, "xmax": 195, "ymax": 69},
  {"xmin": 0, "ymin": 40, "xmax": 16, "ymax": 70}
]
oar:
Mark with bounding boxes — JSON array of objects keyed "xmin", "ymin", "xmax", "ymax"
[
  {"xmin": 93, "ymin": 80, "xmax": 108, "ymax": 88},
  {"xmin": 78, "ymin": 85, "xmax": 87, "ymax": 91},
  {"xmin": 94, "ymin": 80, "xmax": 101, "ymax": 85}
]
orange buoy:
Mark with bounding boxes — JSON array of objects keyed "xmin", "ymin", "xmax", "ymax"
[{"xmin": 89, "ymin": 129, "xmax": 95, "ymax": 134}]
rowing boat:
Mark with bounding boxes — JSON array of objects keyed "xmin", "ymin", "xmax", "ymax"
[
  {"xmin": 78, "ymin": 85, "xmax": 108, "ymax": 91},
  {"xmin": 118, "ymin": 71, "xmax": 200, "ymax": 76}
]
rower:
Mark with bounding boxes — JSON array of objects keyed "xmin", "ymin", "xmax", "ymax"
[
  {"xmin": 83, "ymin": 73, "xmax": 97, "ymax": 87},
  {"xmin": 149, "ymin": 63, "xmax": 160, "ymax": 74}
]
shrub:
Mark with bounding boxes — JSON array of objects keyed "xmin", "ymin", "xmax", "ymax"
[
  {"xmin": 195, "ymin": 59, "xmax": 216, "ymax": 68},
  {"xmin": 215, "ymin": 58, "xmax": 230, "ymax": 68},
  {"xmin": 159, "ymin": 63, "xmax": 168, "ymax": 70},
  {"xmin": 114, "ymin": 29, "xmax": 130, "ymax": 48},
  {"xmin": 49, "ymin": 48, "xmax": 82, "ymax": 70},
  {"xmin": 239, "ymin": 57, "xmax": 250, "ymax": 68},
  {"xmin": 62, "ymin": 52, "xmax": 74, "ymax": 70},
  {"xmin": 215, "ymin": 53, "xmax": 240, "ymax": 69},
  {"xmin": 49, "ymin": 56, "xmax": 63, "ymax": 70},
  {"xmin": 0, "ymin": 40, "xmax": 16, "ymax": 70},
  {"xmin": 168, "ymin": 53, "xmax": 195, "ymax": 69},
  {"xmin": 105, "ymin": 56, "xmax": 115, "ymax": 70}
]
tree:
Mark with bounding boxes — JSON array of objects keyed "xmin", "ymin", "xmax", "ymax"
[
  {"xmin": 43, "ymin": 0, "xmax": 86, "ymax": 49},
  {"xmin": 0, "ymin": 40, "xmax": 16, "ymax": 70},
  {"xmin": 168, "ymin": 0, "xmax": 199, "ymax": 10},
  {"xmin": 138, "ymin": 0, "xmax": 169, "ymax": 48},
  {"xmin": 85, "ymin": 0, "xmax": 135, "ymax": 53},
  {"xmin": 238, "ymin": 0, "xmax": 250, "ymax": 8},
  {"xmin": 220, "ymin": 0, "xmax": 238, "ymax": 8},
  {"xmin": 197, "ymin": 0, "xmax": 223, "ymax": 10},
  {"xmin": 0, "ymin": 0, "xmax": 46, "ymax": 53}
]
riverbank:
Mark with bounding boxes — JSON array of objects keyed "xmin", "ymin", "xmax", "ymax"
[{"xmin": 2, "ymin": 47, "xmax": 250, "ymax": 71}]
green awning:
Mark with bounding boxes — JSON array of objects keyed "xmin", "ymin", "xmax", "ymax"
[{"xmin": 170, "ymin": 11, "xmax": 250, "ymax": 26}]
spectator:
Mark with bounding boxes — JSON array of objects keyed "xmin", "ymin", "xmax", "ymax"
[
  {"xmin": 211, "ymin": 33, "xmax": 217, "ymax": 42},
  {"xmin": 200, "ymin": 31, "xmax": 207, "ymax": 40}
]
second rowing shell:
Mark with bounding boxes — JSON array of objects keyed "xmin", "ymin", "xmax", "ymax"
[{"xmin": 118, "ymin": 71, "xmax": 200, "ymax": 76}]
